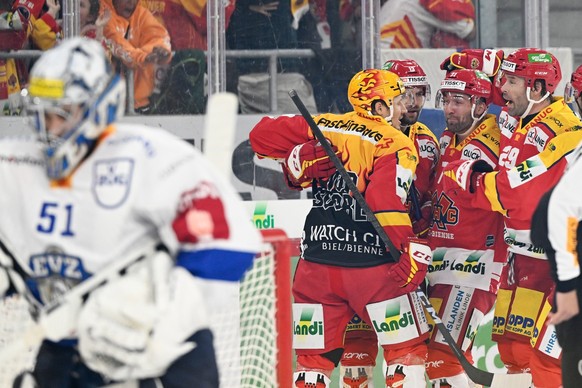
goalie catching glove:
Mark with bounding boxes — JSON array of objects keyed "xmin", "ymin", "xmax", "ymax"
[
  {"xmin": 389, "ymin": 237, "xmax": 432, "ymax": 293},
  {"xmin": 78, "ymin": 249, "xmax": 209, "ymax": 381},
  {"xmin": 283, "ymin": 139, "xmax": 338, "ymax": 187},
  {"xmin": 440, "ymin": 49, "xmax": 504, "ymax": 77},
  {"xmin": 439, "ymin": 159, "xmax": 493, "ymax": 193}
]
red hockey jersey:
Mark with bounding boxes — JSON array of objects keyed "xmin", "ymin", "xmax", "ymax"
[
  {"xmin": 473, "ymin": 98, "xmax": 582, "ymax": 258},
  {"xmin": 428, "ymin": 114, "xmax": 505, "ymax": 292},
  {"xmin": 250, "ymin": 111, "xmax": 418, "ymax": 267}
]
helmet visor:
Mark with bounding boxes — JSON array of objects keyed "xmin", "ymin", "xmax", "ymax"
[{"xmin": 434, "ymin": 91, "xmax": 472, "ymax": 109}]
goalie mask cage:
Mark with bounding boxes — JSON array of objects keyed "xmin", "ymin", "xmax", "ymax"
[{"xmin": 0, "ymin": 228, "xmax": 293, "ymax": 387}]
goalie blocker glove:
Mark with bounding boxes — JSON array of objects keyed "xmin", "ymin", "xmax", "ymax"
[
  {"xmin": 284, "ymin": 139, "xmax": 338, "ymax": 186},
  {"xmin": 389, "ymin": 237, "xmax": 432, "ymax": 293}
]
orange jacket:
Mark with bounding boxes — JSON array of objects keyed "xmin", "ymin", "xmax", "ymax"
[{"xmin": 102, "ymin": 0, "xmax": 172, "ymax": 109}]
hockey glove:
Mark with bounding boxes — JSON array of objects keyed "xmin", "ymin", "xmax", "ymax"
[
  {"xmin": 440, "ymin": 49, "xmax": 504, "ymax": 77},
  {"xmin": 78, "ymin": 250, "xmax": 208, "ymax": 380},
  {"xmin": 389, "ymin": 237, "xmax": 432, "ymax": 293},
  {"xmin": 284, "ymin": 139, "xmax": 338, "ymax": 185},
  {"xmin": 440, "ymin": 159, "xmax": 493, "ymax": 193},
  {"xmin": 412, "ymin": 201, "xmax": 433, "ymax": 238}
]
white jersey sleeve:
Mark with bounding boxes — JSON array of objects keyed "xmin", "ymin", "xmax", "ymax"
[
  {"xmin": 131, "ymin": 125, "xmax": 261, "ymax": 282},
  {"xmin": 547, "ymin": 146, "xmax": 582, "ymax": 288}
]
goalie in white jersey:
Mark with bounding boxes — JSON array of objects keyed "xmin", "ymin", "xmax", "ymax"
[{"xmin": 0, "ymin": 37, "xmax": 260, "ymax": 387}]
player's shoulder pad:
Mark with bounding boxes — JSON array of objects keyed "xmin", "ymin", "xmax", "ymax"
[
  {"xmin": 473, "ymin": 114, "xmax": 501, "ymax": 147},
  {"xmin": 538, "ymin": 130, "xmax": 582, "ymax": 169},
  {"xmin": 412, "ymin": 121, "xmax": 439, "ymax": 143},
  {"xmin": 377, "ymin": 122, "xmax": 416, "ymax": 152},
  {"xmin": 541, "ymin": 97, "xmax": 582, "ymax": 135}
]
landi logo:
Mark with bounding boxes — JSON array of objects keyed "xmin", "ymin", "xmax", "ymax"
[
  {"xmin": 253, "ymin": 202, "xmax": 275, "ymax": 229},
  {"xmin": 373, "ymin": 302, "xmax": 413, "ymax": 333},
  {"xmin": 294, "ymin": 307, "xmax": 323, "ymax": 335}
]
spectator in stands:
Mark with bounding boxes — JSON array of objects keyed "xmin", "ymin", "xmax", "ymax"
[
  {"xmin": 0, "ymin": 0, "xmax": 60, "ymax": 115},
  {"xmin": 380, "ymin": 0, "xmax": 475, "ymax": 49},
  {"xmin": 80, "ymin": 0, "xmax": 109, "ymax": 45},
  {"xmin": 295, "ymin": 0, "xmax": 361, "ymax": 113},
  {"xmin": 337, "ymin": 0, "xmax": 361, "ymax": 50},
  {"xmin": 143, "ymin": 0, "xmax": 236, "ymax": 114},
  {"xmin": 227, "ymin": 0, "xmax": 298, "ymax": 77},
  {"xmin": 102, "ymin": 0, "xmax": 172, "ymax": 113},
  {"xmin": 15, "ymin": 0, "xmax": 62, "ymax": 50},
  {"xmin": 292, "ymin": 0, "xmax": 331, "ymax": 50}
]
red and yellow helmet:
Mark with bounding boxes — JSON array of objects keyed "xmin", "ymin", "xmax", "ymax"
[{"xmin": 348, "ymin": 69, "xmax": 405, "ymax": 115}]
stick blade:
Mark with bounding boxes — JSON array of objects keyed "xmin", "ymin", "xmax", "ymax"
[
  {"xmin": 204, "ymin": 92, "xmax": 239, "ymax": 177},
  {"xmin": 489, "ymin": 372, "xmax": 532, "ymax": 388}
]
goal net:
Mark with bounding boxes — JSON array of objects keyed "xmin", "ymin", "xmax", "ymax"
[{"xmin": 0, "ymin": 228, "xmax": 293, "ymax": 387}]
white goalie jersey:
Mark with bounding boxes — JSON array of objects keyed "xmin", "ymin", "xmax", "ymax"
[{"xmin": 0, "ymin": 123, "xmax": 260, "ymax": 308}]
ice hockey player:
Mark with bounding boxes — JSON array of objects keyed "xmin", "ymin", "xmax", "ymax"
[
  {"xmin": 565, "ymin": 64, "xmax": 582, "ymax": 117},
  {"xmin": 441, "ymin": 48, "xmax": 582, "ymax": 388},
  {"xmin": 427, "ymin": 69, "xmax": 504, "ymax": 388},
  {"xmin": 0, "ymin": 37, "xmax": 260, "ymax": 387},
  {"xmin": 250, "ymin": 68, "xmax": 433, "ymax": 388},
  {"xmin": 339, "ymin": 59, "xmax": 439, "ymax": 388}
]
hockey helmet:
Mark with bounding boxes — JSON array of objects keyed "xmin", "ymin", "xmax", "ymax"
[
  {"xmin": 382, "ymin": 59, "xmax": 431, "ymax": 100},
  {"xmin": 435, "ymin": 69, "xmax": 492, "ymax": 108},
  {"xmin": 348, "ymin": 69, "xmax": 406, "ymax": 116},
  {"xmin": 565, "ymin": 64, "xmax": 582, "ymax": 103},
  {"xmin": 22, "ymin": 37, "xmax": 126, "ymax": 180},
  {"xmin": 495, "ymin": 48, "xmax": 561, "ymax": 94}
]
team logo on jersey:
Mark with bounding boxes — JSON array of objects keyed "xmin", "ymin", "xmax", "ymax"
[
  {"xmin": 29, "ymin": 246, "xmax": 89, "ymax": 304},
  {"xmin": 432, "ymin": 192, "xmax": 459, "ymax": 231},
  {"xmin": 92, "ymin": 158, "xmax": 134, "ymax": 208}
]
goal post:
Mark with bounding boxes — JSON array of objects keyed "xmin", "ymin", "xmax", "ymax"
[
  {"xmin": 215, "ymin": 228, "xmax": 293, "ymax": 387},
  {"xmin": 260, "ymin": 228, "xmax": 293, "ymax": 387},
  {"xmin": 0, "ymin": 228, "xmax": 294, "ymax": 388}
]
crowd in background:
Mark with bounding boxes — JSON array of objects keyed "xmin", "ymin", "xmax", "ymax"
[{"xmin": 0, "ymin": 0, "xmax": 477, "ymax": 116}]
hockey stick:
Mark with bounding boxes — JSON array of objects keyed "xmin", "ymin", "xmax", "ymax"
[
  {"xmin": 203, "ymin": 92, "xmax": 239, "ymax": 176},
  {"xmin": 288, "ymin": 89, "xmax": 532, "ymax": 388}
]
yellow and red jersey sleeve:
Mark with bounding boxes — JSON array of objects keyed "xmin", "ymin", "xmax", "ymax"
[
  {"xmin": 250, "ymin": 111, "xmax": 419, "ymax": 258},
  {"xmin": 475, "ymin": 130, "xmax": 582, "ymax": 220},
  {"xmin": 249, "ymin": 115, "xmax": 313, "ymax": 160},
  {"xmin": 367, "ymin": 145, "xmax": 418, "ymax": 249}
]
